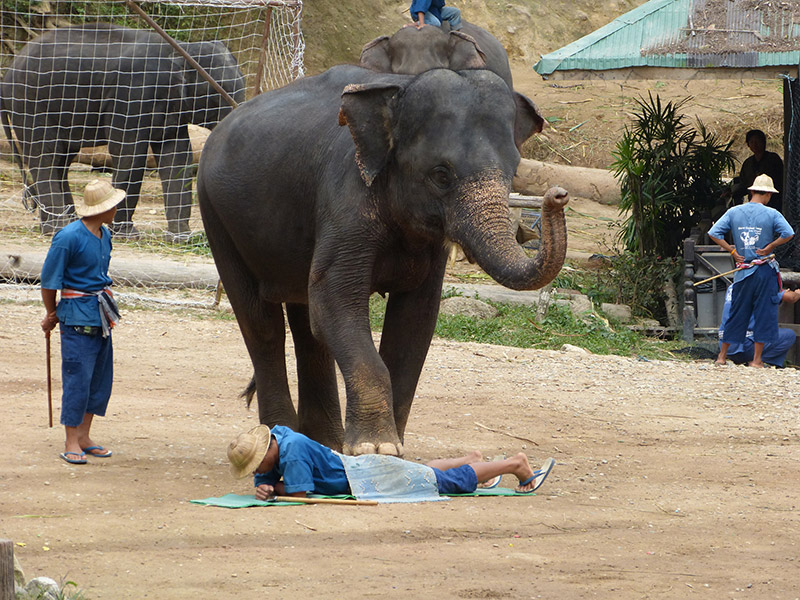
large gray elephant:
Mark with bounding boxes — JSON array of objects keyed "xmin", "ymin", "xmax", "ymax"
[
  {"xmin": 360, "ymin": 22, "xmax": 513, "ymax": 90},
  {"xmin": 198, "ymin": 65, "xmax": 568, "ymax": 456},
  {"xmin": 0, "ymin": 22, "xmax": 245, "ymax": 237}
]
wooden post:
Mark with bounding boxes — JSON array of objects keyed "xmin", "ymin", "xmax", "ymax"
[
  {"xmin": 291, "ymin": 4, "xmax": 302, "ymax": 80},
  {"xmin": 254, "ymin": 6, "xmax": 273, "ymax": 95},
  {"xmin": 0, "ymin": 539, "xmax": 14, "ymax": 600},
  {"xmin": 682, "ymin": 238, "xmax": 696, "ymax": 342}
]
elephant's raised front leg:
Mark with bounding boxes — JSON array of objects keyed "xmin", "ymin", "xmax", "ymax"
[
  {"xmin": 378, "ymin": 250, "xmax": 448, "ymax": 442},
  {"xmin": 286, "ymin": 303, "xmax": 344, "ymax": 451},
  {"xmin": 308, "ymin": 243, "xmax": 401, "ymax": 456},
  {"xmin": 27, "ymin": 143, "xmax": 76, "ymax": 234}
]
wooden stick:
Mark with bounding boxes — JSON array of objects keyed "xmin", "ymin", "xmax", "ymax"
[
  {"xmin": 45, "ymin": 331, "xmax": 53, "ymax": 428},
  {"xmin": 274, "ymin": 496, "xmax": 378, "ymax": 506},
  {"xmin": 693, "ymin": 255, "xmax": 774, "ymax": 286}
]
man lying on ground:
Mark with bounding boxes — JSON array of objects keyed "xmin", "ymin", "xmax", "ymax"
[{"xmin": 227, "ymin": 425, "xmax": 555, "ymax": 501}]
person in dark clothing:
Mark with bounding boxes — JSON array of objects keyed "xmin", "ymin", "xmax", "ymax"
[{"xmin": 729, "ymin": 129, "xmax": 784, "ymax": 212}]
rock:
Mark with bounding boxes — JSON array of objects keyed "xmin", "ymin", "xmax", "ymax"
[
  {"xmin": 439, "ymin": 296, "xmax": 499, "ymax": 319},
  {"xmin": 555, "ymin": 293, "xmax": 593, "ymax": 316},
  {"xmin": 601, "ymin": 302, "xmax": 632, "ymax": 323},
  {"xmin": 560, "ymin": 344, "xmax": 589, "ymax": 354},
  {"xmin": 25, "ymin": 577, "xmax": 60, "ymax": 600},
  {"xmin": 14, "ymin": 554, "xmax": 25, "ymax": 587}
]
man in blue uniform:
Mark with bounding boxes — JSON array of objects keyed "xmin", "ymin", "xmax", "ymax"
[
  {"xmin": 41, "ymin": 179, "xmax": 125, "ymax": 464},
  {"xmin": 708, "ymin": 175, "xmax": 794, "ymax": 367},
  {"xmin": 228, "ymin": 425, "xmax": 556, "ymax": 501},
  {"xmin": 718, "ymin": 282, "xmax": 799, "ymax": 367}
]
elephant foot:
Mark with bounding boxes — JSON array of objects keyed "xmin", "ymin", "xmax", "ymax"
[
  {"xmin": 343, "ymin": 440, "xmax": 404, "ymax": 457},
  {"xmin": 110, "ymin": 222, "xmax": 141, "ymax": 241},
  {"xmin": 162, "ymin": 229, "xmax": 193, "ymax": 245}
]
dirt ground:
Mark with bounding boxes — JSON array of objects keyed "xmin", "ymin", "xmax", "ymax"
[
  {"xmin": 0, "ymin": 29, "xmax": 796, "ymax": 600},
  {"xmin": 3, "ymin": 289, "xmax": 800, "ymax": 599}
]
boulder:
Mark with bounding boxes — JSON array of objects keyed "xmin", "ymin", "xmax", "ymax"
[
  {"xmin": 600, "ymin": 302, "xmax": 632, "ymax": 323},
  {"xmin": 439, "ymin": 296, "xmax": 499, "ymax": 319}
]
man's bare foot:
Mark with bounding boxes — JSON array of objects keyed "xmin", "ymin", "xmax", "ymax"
[
  {"xmin": 748, "ymin": 360, "xmax": 765, "ymax": 368},
  {"xmin": 714, "ymin": 359, "xmax": 727, "ymax": 366}
]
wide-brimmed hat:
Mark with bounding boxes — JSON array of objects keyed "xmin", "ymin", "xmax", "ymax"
[
  {"xmin": 748, "ymin": 174, "xmax": 779, "ymax": 195},
  {"xmin": 227, "ymin": 424, "xmax": 271, "ymax": 479},
  {"xmin": 75, "ymin": 179, "xmax": 126, "ymax": 217}
]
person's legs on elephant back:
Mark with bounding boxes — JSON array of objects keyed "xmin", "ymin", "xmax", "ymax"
[{"xmin": 440, "ymin": 6, "xmax": 462, "ymax": 30}]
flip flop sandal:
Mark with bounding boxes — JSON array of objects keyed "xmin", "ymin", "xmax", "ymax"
[
  {"xmin": 82, "ymin": 445, "xmax": 113, "ymax": 458},
  {"xmin": 477, "ymin": 475, "xmax": 502, "ymax": 489},
  {"xmin": 515, "ymin": 457, "xmax": 555, "ymax": 494},
  {"xmin": 59, "ymin": 452, "xmax": 87, "ymax": 465}
]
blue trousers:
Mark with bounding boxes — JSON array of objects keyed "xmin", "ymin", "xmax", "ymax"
[
  {"xmin": 728, "ymin": 328, "xmax": 797, "ymax": 367},
  {"xmin": 60, "ymin": 326, "xmax": 113, "ymax": 427},
  {"xmin": 415, "ymin": 6, "xmax": 462, "ymax": 30},
  {"xmin": 431, "ymin": 464, "xmax": 477, "ymax": 494},
  {"xmin": 723, "ymin": 265, "xmax": 780, "ymax": 345}
]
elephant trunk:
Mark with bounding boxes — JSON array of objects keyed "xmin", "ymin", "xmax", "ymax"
[{"xmin": 448, "ymin": 170, "xmax": 569, "ymax": 291}]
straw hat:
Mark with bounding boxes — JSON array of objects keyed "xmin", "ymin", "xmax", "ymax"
[
  {"xmin": 75, "ymin": 179, "xmax": 126, "ymax": 217},
  {"xmin": 748, "ymin": 174, "xmax": 779, "ymax": 195},
  {"xmin": 227, "ymin": 424, "xmax": 271, "ymax": 479}
]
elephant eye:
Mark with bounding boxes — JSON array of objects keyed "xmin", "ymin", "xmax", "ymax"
[{"xmin": 429, "ymin": 165, "xmax": 454, "ymax": 190}]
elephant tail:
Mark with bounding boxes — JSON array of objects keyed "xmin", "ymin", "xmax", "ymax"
[{"xmin": 240, "ymin": 374, "xmax": 257, "ymax": 408}]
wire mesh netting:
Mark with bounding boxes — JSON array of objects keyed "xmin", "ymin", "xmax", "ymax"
[
  {"xmin": 0, "ymin": 0, "xmax": 303, "ymax": 300},
  {"xmin": 779, "ymin": 73, "xmax": 800, "ymax": 271}
]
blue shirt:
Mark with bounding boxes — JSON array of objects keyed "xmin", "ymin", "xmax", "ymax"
[
  {"xmin": 707, "ymin": 202, "xmax": 793, "ymax": 283},
  {"xmin": 410, "ymin": 0, "xmax": 445, "ymax": 20},
  {"xmin": 253, "ymin": 425, "xmax": 349, "ymax": 495},
  {"xmin": 40, "ymin": 220, "xmax": 113, "ymax": 326}
]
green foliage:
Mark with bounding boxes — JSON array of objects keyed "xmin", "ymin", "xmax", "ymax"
[
  {"xmin": 368, "ymin": 293, "xmax": 690, "ymax": 360},
  {"xmin": 554, "ymin": 254, "xmax": 682, "ymax": 323},
  {"xmin": 611, "ymin": 93, "xmax": 735, "ymax": 258}
]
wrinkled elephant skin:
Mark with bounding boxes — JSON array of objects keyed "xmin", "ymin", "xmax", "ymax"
[
  {"xmin": 198, "ymin": 65, "xmax": 567, "ymax": 456},
  {"xmin": 361, "ymin": 22, "xmax": 513, "ymax": 90},
  {"xmin": 0, "ymin": 23, "xmax": 245, "ymax": 237}
]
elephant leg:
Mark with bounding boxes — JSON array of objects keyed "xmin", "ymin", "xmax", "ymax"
[
  {"xmin": 308, "ymin": 248, "xmax": 400, "ymax": 456},
  {"xmin": 27, "ymin": 150, "xmax": 75, "ymax": 234},
  {"xmin": 151, "ymin": 131, "xmax": 193, "ymax": 239},
  {"xmin": 379, "ymin": 250, "xmax": 448, "ymax": 441},
  {"xmin": 203, "ymin": 200, "xmax": 297, "ymax": 427},
  {"xmin": 108, "ymin": 139, "xmax": 149, "ymax": 237},
  {"xmin": 286, "ymin": 303, "xmax": 343, "ymax": 450}
]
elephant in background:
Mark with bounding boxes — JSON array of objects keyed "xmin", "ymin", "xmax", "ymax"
[
  {"xmin": 0, "ymin": 22, "xmax": 245, "ymax": 237},
  {"xmin": 198, "ymin": 64, "xmax": 568, "ymax": 456},
  {"xmin": 360, "ymin": 22, "xmax": 514, "ymax": 90}
]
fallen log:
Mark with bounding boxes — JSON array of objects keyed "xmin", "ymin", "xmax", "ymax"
[{"xmin": 513, "ymin": 157, "xmax": 620, "ymax": 205}]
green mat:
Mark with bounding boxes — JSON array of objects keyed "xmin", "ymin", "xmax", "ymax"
[{"xmin": 191, "ymin": 487, "xmax": 531, "ymax": 508}]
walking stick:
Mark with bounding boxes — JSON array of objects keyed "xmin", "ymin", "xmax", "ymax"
[{"xmin": 45, "ymin": 330, "xmax": 53, "ymax": 428}]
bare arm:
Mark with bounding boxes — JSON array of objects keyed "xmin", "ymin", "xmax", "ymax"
[
  {"xmin": 756, "ymin": 235, "xmax": 794, "ymax": 256},
  {"xmin": 41, "ymin": 288, "xmax": 59, "ymax": 332},
  {"xmin": 708, "ymin": 235, "xmax": 742, "ymax": 264}
]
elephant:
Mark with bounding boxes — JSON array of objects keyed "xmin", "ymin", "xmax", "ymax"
[
  {"xmin": 0, "ymin": 22, "xmax": 245, "ymax": 237},
  {"xmin": 360, "ymin": 22, "xmax": 513, "ymax": 90},
  {"xmin": 197, "ymin": 64, "xmax": 568, "ymax": 456}
]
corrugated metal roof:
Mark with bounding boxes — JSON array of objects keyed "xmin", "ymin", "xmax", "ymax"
[{"xmin": 534, "ymin": 0, "xmax": 800, "ymax": 76}]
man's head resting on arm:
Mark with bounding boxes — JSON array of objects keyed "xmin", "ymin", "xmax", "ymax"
[{"xmin": 228, "ymin": 425, "xmax": 272, "ymax": 479}]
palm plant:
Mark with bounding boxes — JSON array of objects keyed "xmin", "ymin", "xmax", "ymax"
[{"xmin": 611, "ymin": 93, "xmax": 735, "ymax": 258}]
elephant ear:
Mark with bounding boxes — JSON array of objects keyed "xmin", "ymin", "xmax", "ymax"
[
  {"xmin": 339, "ymin": 82, "xmax": 402, "ymax": 187},
  {"xmin": 448, "ymin": 31, "xmax": 487, "ymax": 70},
  {"xmin": 360, "ymin": 36, "xmax": 392, "ymax": 72},
  {"xmin": 513, "ymin": 92, "xmax": 545, "ymax": 150}
]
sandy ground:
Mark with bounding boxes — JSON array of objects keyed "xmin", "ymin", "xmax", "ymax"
[{"xmin": 3, "ymin": 293, "xmax": 800, "ymax": 600}]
